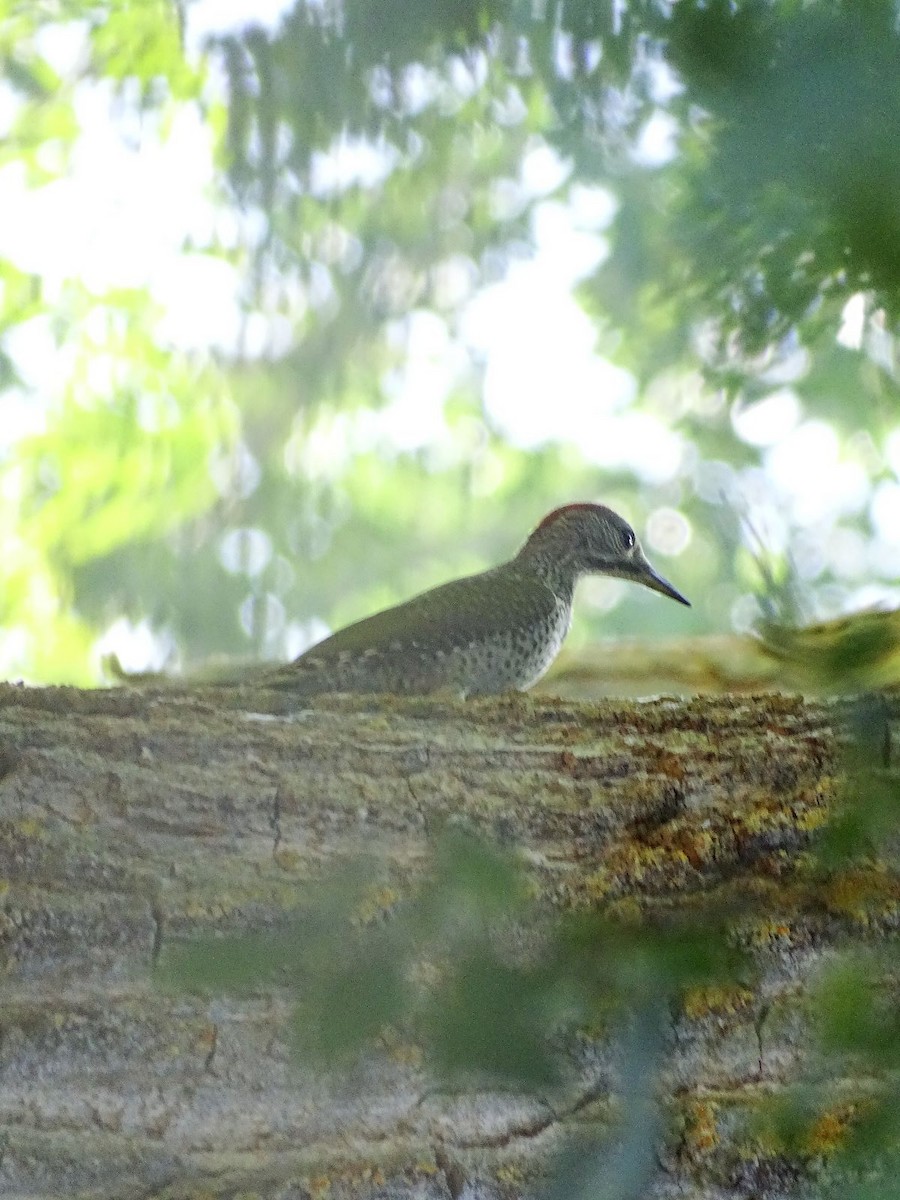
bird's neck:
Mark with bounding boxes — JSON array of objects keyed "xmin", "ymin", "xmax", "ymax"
[{"xmin": 514, "ymin": 542, "xmax": 580, "ymax": 606}]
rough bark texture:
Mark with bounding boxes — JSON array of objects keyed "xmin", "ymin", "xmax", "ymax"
[{"xmin": 0, "ymin": 682, "xmax": 894, "ymax": 1199}]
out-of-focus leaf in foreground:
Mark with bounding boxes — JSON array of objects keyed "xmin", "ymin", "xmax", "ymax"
[{"xmin": 160, "ymin": 827, "xmax": 742, "ymax": 1092}]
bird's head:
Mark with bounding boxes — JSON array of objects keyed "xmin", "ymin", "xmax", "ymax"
[{"xmin": 520, "ymin": 503, "xmax": 690, "ymax": 606}]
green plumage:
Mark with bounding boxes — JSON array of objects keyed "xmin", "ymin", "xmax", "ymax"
[{"xmin": 267, "ymin": 503, "xmax": 689, "ymax": 698}]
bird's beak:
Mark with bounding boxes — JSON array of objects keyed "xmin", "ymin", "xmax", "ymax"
[{"xmin": 630, "ymin": 554, "xmax": 691, "ymax": 607}]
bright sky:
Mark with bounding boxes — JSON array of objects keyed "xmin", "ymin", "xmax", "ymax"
[{"xmin": 0, "ymin": 5, "xmax": 691, "ymax": 480}]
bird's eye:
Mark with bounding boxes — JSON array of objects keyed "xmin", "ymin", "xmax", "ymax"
[{"xmin": 622, "ymin": 529, "xmax": 635, "ymax": 550}]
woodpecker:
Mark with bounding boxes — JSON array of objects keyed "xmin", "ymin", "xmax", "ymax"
[{"xmin": 266, "ymin": 503, "xmax": 690, "ymax": 698}]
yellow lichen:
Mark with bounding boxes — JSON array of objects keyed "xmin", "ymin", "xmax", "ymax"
[
  {"xmin": 496, "ymin": 1163, "xmax": 527, "ymax": 1185},
  {"xmin": 817, "ymin": 862, "xmax": 900, "ymax": 927},
  {"xmin": 748, "ymin": 918, "xmax": 795, "ymax": 947},
  {"xmin": 804, "ymin": 1105, "xmax": 854, "ymax": 1154},
  {"xmin": 682, "ymin": 984, "xmax": 756, "ymax": 1020},
  {"xmin": 683, "ymin": 1101, "xmax": 719, "ymax": 1155},
  {"xmin": 15, "ymin": 817, "xmax": 46, "ymax": 839},
  {"xmin": 273, "ymin": 847, "xmax": 303, "ymax": 871},
  {"xmin": 357, "ymin": 884, "xmax": 402, "ymax": 923}
]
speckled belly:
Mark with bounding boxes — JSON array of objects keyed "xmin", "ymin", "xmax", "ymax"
[{"xmin": 459, "ymin": 600, "xmax": 572, "ymax": 696}]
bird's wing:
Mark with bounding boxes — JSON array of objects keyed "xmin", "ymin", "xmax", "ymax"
[{"xmin": 292, "ymin": 563, "xmax": 559, "ymax": 665}]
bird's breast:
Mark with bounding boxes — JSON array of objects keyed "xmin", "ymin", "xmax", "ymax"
[{"xmin": 460, "ymin": 589, "xmax": 572, "ymax": 696}]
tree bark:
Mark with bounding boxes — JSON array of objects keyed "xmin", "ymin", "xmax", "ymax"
[{"xmin": 0, "ymin": 682, "xmax": 890, "ymax": 1199}]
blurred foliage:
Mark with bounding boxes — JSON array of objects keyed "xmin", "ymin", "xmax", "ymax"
[
  {"xmin": 596, "ymin": 0, "xmax": 900, "ymax": 370},
  {"xmin": 750, "ymin": 691, "xmax": 900, "ymax": 1200},
  {"xmin": 760, "ymin": 609, "xmax": 900, "ymax": 693},
  {"xmin": 0, "ymin": 0, "xmax": 898, "ymax": 681},
  {"xmin": 161, "ymin": 826, "xmax": 743, "ymax": 1196},
  {"xmin": 161, "ymin": 829, "xmax": 741, "ymax": 1082}
]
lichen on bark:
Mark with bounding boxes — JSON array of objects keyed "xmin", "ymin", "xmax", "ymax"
[{"xmin": 0, "ymin": 682, "xmax": 896, "ymax": 1198}]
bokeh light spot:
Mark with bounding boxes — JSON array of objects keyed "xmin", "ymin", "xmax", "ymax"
[
  {"xmin": 219, "ymin": 527, "xmax": 273, "ymax": 577},
  {"xmin": 732, "ymin": 389, "xmax": 801, "ymax": 447},
  {"xmin": 645, "ymin": 508, "xmax": 692, "ymax": 557}
]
